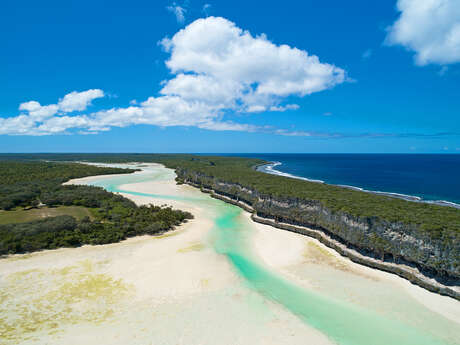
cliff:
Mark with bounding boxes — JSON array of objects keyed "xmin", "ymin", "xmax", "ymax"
[{"xmin": 176, "ymin": 168, "xmax": 460, "ymax": 300}]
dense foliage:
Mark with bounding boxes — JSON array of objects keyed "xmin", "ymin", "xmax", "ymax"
[
  {"xmin": 0, "ymin": 160, "xmax": 192, "ymax": 255},
  {"xmin": 0, "ymin": 161, "xmax": 138, "ymax": 210},
  {"xmin": 1, "ymin": 154, "xmax": 458, "ymax": 239},
  {"xmin": 162, "ymin": 155, "xmax": 460, "ymax": 279},
  {"xmin": 1, "ymin": 154, "xmax": 459, "ymax": 271},
  {"xmin": 163, "ymin": 156, "xmax": 460, "ymax": 239}
]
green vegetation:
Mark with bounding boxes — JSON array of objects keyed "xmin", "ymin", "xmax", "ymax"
[
  {"xmin": 0, "ymin": 160, "xmax": 193, "ymax": 255},
  {"xmin": 0, "ymin": 161, "xmax": 138, "ymax": 211},
  {"xmin": 0, "ymin": 154, "xmax": 458, "ymax": 279},
  {"xmin": 162, "ymin": 156, "xmax": 460, "ymax": 237},
  {"xmin": 160, "ymin": 155, "xmax": 460, "ymax": 279},
  {"xmin": 1, "ymin": 154, "xmax": 458, "ymax": 238}
]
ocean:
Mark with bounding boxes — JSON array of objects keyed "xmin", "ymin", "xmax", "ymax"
[{"xmin": 226, "ymin": 154, "xmax": 460, "ymax": 207}]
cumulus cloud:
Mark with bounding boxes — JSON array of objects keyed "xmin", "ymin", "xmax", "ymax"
[
  {"xmin": 167, "ymin": 3, "xmax": 187, "ymax": 23},
  {"xmin": 0, "ymin": 115, "xmax": 38, "ymax": 135},
  {"xmin": 0, "ymin": 17, "xmax": 346, "ymax": 136},
  {"xmin": 386, "ymin": 0, "xmax": 460, "ymax": 65},
  {"xmin": 58, "ymin": 89, "xmax": 105, "ymax": 112},
  {"xmin": 19, "ymin": 101, "xmax": 59, "ymax": 121},
  {"xmin": 160, "ymin": 73, "xmax": 242, "ymax": 106},
  {"xmin": 162, "ymin": 17, "xmax": 345, "ymax": 99},
  {"xmin": 17, "ymin": 89, "xmax": 104, "ymax": 123},
  {"xmin": 3, "ymin": 89, "xmax": 105, "ymax": 134}
]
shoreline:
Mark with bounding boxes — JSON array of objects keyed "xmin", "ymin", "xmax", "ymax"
[
  {"xmin": 2, "ymin": 163, "xmax": 459, "ymax": 344},
  {"xmin": 2, "ymin": 165, "xmax": 336, "ymax": 345},
  {"xmin": 187, "ymin": 181, "xmax": 460, "ymax": 301},
  {"xmin": 257, "ymin": 161, "xmax": 460, "ymax": 209},
  {"xmin": 66, "ymin": 164, "xmax": 460, "ymax": 300}
]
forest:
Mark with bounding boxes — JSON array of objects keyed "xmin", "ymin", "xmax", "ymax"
[
  {"xmin": 1, "ymin": 154, "xmax": 459, "ymax": 239},
  {"xmin": 162, "ymin": 155, "xmax": 460, "ymax": 281},
  {"xmin": 1, "ymin": 154, "xmax": 459, "ymax": 280},
  {"xmin": 0, "ymin": 160, "xmax": 193, "ymax": 255}
]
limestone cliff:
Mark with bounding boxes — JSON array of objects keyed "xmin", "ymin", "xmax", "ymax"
[{"xmin": 176, "ymin": 168, "xmax": 460, "ymax": 300}]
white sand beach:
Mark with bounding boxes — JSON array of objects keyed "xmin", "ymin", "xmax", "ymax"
[
  {"xmin": 250, "ymin": 214, "xmax": 460, "ymax": 325},
  {"xmin": 0, "ymin": 164, "xmax": 334, "ymax": 345},
  {"xmin": 1, "ymin": 163, "xmax": 459, "ymax": 345}
]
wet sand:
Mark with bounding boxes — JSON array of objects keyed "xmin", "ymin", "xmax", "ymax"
[
  {"xmin": 1, "ymin": 163, "xmax": 459, "ymax": 344},
  {"xmin": 0, "ymin": 164, "xmax": 333, "ymax": 345}
]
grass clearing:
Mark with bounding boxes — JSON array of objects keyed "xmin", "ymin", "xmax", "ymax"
[{"xmin": 0, "ymin": 206, "xmax": 93, "ymax": 225}]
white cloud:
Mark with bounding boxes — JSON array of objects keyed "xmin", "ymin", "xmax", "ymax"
[
  {"xmin": 37, "ymin": 115, "xmax": 90, "ymax": 134},
  {"xmin": 160, "ymin": 73, "xmax": 242, "ymax": 107},
  {"xmin": 4, "ymin": 89, "xmax": 104, "ymax": 135},
  {"xmin": 58, "ymin": 89, "xmax": 104, "ymax": 112},
  {"xmin": 167, "ymin": 3, "xmax": 186, "ymax": 23},
  {"xmin": 269, "ymin": 104, "xmax": 300, "ymax": 112},
  {"xmin": 274, "ymin": 129, "xmax": 311, "ymax": 137},
  {"xmin": 246, "ymin": 105, "xmax": 266, "ymax": 113},
  {"xmin": 198, "ymin": 121, "xmax": 258, "ymax": 132},
  {"xmin": 0, "ymin": 115, "xmax": 39, "ymax": 135},
  {"xmin": 386, "ymin": 0, "xmax": 460, "ymax": 65},
  {"xmin": 17, "ymin": 89, "xmax": 104, "ymax": 122},
  {"xmin": 19, "ymin": 101, "xmax": 59, "ymax": 121},
  {"xmin": 0, "ymin": 17, "xmax": 346, "ymax": 136},
  {"xmin": 162, "ymin": 17, "xmax": 345, "ymax": 99},
  {"xmin": 18, "ymin": 101, "xmax": 41, "ymax": 112}
]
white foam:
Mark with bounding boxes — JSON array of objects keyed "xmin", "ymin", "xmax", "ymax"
[
  {"xmin": 425, "ymin": 200, "xmax": 460, "ymax": 209},
  {"xmin": 259, "ymin": 162, "xmax": 324, "ymax": 183},
  {"xmin": 257, "ymin": 162, "xmax": 460, "ymax": 209},
  {"xmin": 371, "ymin": 191, "xmax": 422, "ymax": 201}
]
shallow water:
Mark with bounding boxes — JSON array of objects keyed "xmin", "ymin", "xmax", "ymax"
[{"xmin": 87, "ymin": 164, "xmax": 460, "ymax": 345}]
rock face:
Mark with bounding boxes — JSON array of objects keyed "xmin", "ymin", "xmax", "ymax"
[{"xmin": 176, "ymin": 168, "xmax": 460, "ymax": 298}]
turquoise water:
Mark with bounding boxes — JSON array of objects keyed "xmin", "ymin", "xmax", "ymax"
[
  {"xmin": 87, "ymin": 169, "xmax": 200, "ymax": 202},
  {"xmin": 85, "ymin": 166, "xmax": 459, "ymax": 345}
]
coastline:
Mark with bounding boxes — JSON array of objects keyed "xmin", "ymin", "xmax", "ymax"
[
  {"xmin": 124, "ymin": 165, "xmax": 460, "ymax": 337},
  {"xmin": 257, "ymin": 161, "xmax": 460, "ymax": 209},
  {"xmin": 3, "ymin": 163, "xmax": 459, "ymax": 344},
  {"xmin": 188, "ymin": 181, "xmax": 460, "ymax": 301},
  {"xmin": 1, "ymin": 164, "xmax": 335, "ymax": 345}
]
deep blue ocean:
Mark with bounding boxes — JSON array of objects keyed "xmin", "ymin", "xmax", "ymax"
[{"xmin": 221, "ymin": 154, "xmax": 460, "ymax": 207}]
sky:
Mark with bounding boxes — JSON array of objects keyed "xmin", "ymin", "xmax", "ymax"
[{"xmin": 1, "ymin": 0, "xmax": 460, "ymax": 153}]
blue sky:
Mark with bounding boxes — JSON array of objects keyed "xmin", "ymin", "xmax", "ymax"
[{"xmin": 1, "ymin": 0, "xmax": 459, "ymax": 153}]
